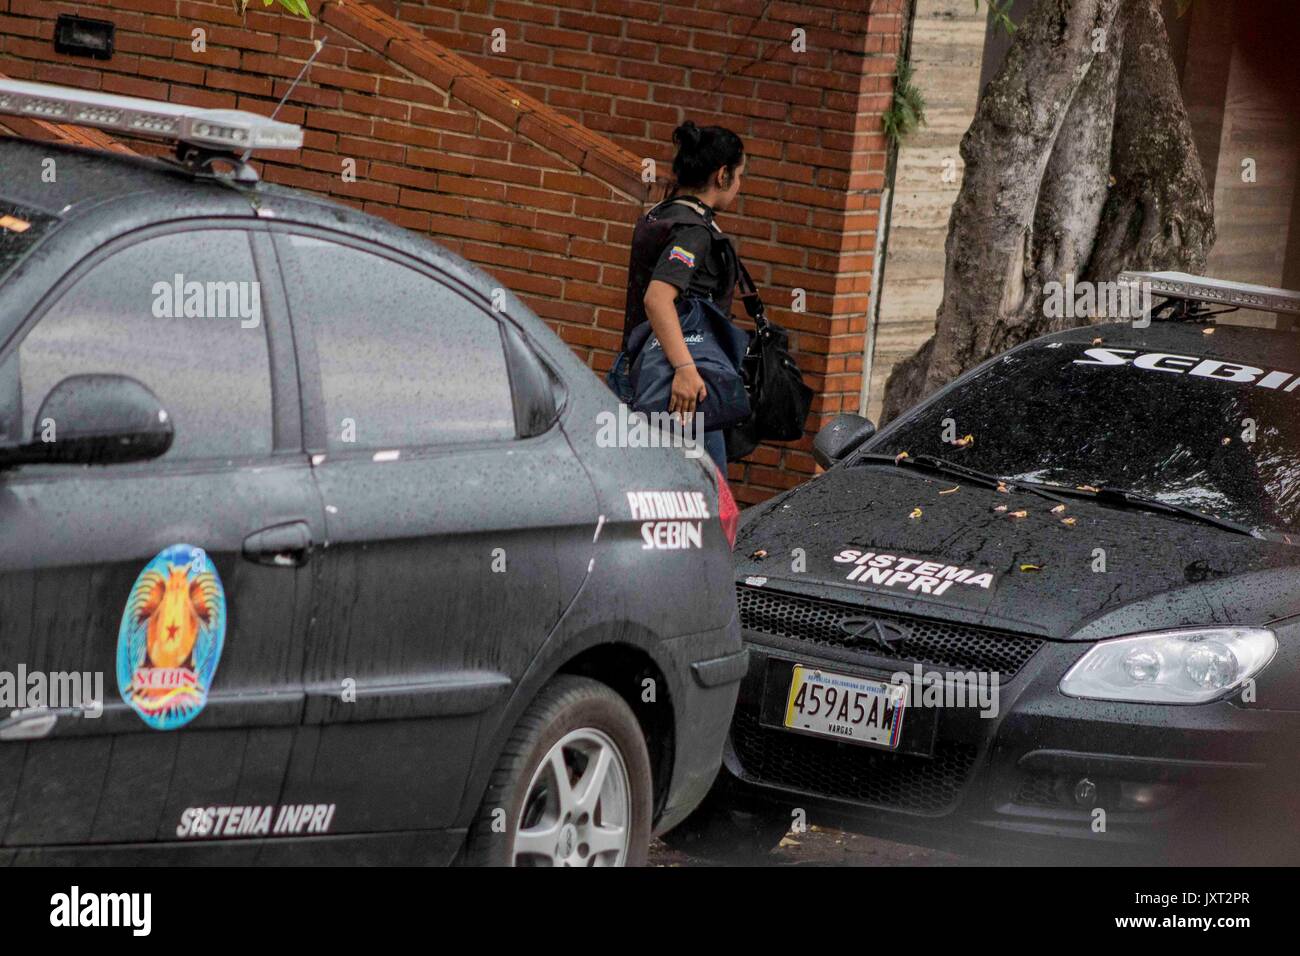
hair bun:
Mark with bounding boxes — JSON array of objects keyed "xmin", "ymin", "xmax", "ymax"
[{"xmin": 673, "ymin": 120, "xmax": 701, "ymax": 148}]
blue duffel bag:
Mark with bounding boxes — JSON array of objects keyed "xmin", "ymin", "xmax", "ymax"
[{"xmin": 624, "ymin": 295, "xmax": 751, "ymax": 430}]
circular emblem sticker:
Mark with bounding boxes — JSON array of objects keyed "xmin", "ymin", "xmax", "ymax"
[{"xmin": 116, "ymin": 543, "xmax": 226, "ymax": 730}]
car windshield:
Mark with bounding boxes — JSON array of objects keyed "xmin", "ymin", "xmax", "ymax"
[
  {"xmin": 0, "ymin": 199, "xmax": 58, "ymax": 286},
  {"xmin": 868, "ymin": 335, "xmax": 1300, "ymax": 534}
]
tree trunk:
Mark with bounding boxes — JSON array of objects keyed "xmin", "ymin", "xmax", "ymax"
[
  {"xmin": 880, "ymin": 0, "xmax": 1214, "ymax": 424},
  {"xmin": 1032, "ymin": 3, "xmax": 1125, "ymax": 318},
  {"xmin": 1085, "ymin": 0, "xmax": 1215, "ymax": 279}
]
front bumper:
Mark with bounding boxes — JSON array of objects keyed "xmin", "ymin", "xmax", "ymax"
[{"xmin": 717, "ymin": 632, "xmax": 1300, "ymax": 864}]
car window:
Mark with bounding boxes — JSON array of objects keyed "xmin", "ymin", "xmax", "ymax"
[
  {"xmin": 278, "ymin": 234, "xmax": 515, "ymax": 451},
  {"xmin": 17, "ymin": 229, "xmax": 273, "ymax": 461}
]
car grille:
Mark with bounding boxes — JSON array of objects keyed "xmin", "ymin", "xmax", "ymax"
[
  {"xmin": 1014, "ymin": 773, "xmax": 1065, "ymax": 808},
  {"xmin": 736, "ymin": 584, "xmax": 1043, "ymax": 677},
  {"xmin": 730, "ymin": 708, "xmax": 978, "ymax": 814}
]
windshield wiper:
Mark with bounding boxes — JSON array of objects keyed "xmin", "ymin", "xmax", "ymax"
[
  {"xmin": 1029, "ymin": 484, "xmax": 1260, "ymax": 538},
  {"xmin": 855, "ymin": 452, "xmax": 1264, "ymax": 538},
  {"xmin": 854, "ymin": 452, "xmax": 1071, "ymax": 505}
]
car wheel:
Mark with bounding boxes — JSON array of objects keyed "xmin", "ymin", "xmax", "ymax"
[
  {"xmin": 659, "ymin": 787, "xmax": 791, "ymax": 863},
  {"xmin": 461, "ymin": 675, "xmax": 652, "ymax": 867}
]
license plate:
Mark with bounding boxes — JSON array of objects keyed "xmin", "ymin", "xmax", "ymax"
[{"xmin": 783, "ymin": 665, "xmax": 907, "ymax": 748}]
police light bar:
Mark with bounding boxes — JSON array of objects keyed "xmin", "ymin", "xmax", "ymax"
[
  {"xmin": 1120, "ymin": 270, "xmax": 1300, "ymax": 317},
  {"xmin": 0, "ymin": 78, "xmax": 302, "ymax": 152}
]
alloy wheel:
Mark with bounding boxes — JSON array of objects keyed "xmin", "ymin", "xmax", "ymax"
[{"xmin": 513, "ymin": 727, "xmax": 632, "ymax": 866}]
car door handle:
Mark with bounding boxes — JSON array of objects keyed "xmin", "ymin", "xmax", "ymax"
[
  {"xmin": 0, "ymin": 708, "xmax": 61, "ymax": 741},
  {"xmin": 242, "ymin": 520, "xmax": 313, "ymax": 567}
]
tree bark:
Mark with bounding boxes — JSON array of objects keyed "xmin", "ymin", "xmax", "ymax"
[
  {"xmin": 1032, "ymin": 4, "xmax": 1125, "ymax": 321},
  {"xmin": 1085, "ymin": 0, "xmax": 1215, "ymax": 279},
  {"xmin": 879, "ymin": 0, "xmax": 1214, "ymax": 424}
]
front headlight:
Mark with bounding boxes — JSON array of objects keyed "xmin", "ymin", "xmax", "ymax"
[{"xmin": 1060, "ymin": 627, "xmax": 1277, "ymax": 704}]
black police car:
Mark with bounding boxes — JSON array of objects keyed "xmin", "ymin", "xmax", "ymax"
[
  {"xmin": 673, "ymin": 282, "xmax": 1300, "ymax": 864},
  {"xmin": 0, "ymin": 81, "xmax": 743, "ymax": 866}
]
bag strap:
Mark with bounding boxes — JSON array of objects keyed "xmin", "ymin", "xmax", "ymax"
[{"xmin": 734, "ymin": 253, "xmax": 768, "ymax": 330}]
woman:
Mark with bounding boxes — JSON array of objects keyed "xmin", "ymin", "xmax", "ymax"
[{"xmin": 611, "ymin": 120, "xmax": 746, "ymax": 470}]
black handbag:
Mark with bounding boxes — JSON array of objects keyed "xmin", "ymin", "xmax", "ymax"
[
  {"xmin": 724, "ymin": 256, "xmax": 815, "ymax": 461},
  {"xmin": 625, "ymin": 294, "xmax": 751, "ymax": 430}
]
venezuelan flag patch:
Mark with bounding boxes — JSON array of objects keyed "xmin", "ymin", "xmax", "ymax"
[{"xmin": 667, "ymin": 245, "xmax": 696, "ymax": 268}]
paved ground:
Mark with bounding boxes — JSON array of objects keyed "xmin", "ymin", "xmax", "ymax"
[{"xmin": 649, "ymin": 825, "xmax": 971, "ymax": 867}]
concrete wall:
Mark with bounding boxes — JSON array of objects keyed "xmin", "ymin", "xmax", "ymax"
[
  {"xmin": 864, "ymin": 0, "xmax": 986, "ymax": 423},
  {"xmin": 1185, "ymin": 0, "xmax": 1300, "ymax": 327}
]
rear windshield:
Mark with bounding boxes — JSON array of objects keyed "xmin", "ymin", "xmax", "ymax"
[
  {"xmin": 869, "ymin": 337, "xmax": 1300, "ymax": 534},
  {"xmin": 0, "ymin": 200, "xmax": 59, "ymax": 285}
]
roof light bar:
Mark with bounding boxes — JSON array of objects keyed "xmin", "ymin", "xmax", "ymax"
[
  {"xmin": 1120, "ymin": 270, "xmax": 1300, "ymax": 317},
  {"xmin": 0, "ymin": 78, "xmax": 302, "ymax": 152}
]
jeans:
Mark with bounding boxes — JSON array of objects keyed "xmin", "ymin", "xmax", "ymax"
[{"xmin": 703, "ymin": 429, "xmax": 727, "ymax": 471}]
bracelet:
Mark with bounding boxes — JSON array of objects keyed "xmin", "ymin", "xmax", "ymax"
[{"xmin": 672, "ymin": 361, "xmax": 696, "ymax": 370}]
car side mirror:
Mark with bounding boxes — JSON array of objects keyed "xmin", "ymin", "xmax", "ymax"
[
  {"xmin": 0, "ymin": 374, "xmax": 173, "ymax": 468},
  {"xmin": 813, "ymin": 412, "xmax": 876, "ymax": 469}
]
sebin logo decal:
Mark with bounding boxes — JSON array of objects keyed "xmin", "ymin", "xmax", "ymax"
[
  {"xmin": 117, "ymin": 544, "xmax": 226, "ymax": 730},
  {"xmin": 628, "ymin": 490, "xmax": 710, "ymax": 550},
  {"xmin": 1072, "ymin": 346, "xmax": 1300, "ymax": 390}
]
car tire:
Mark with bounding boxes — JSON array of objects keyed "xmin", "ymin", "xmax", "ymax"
[
  {"xmin": 460, "ymin": 675, "xmax": 653, "ymax": 867},
  {"xmin": 659, "ymin": 787, "xmax": 791, "ymax": 863}
]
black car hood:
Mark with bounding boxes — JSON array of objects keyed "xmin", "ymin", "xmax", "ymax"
[{"xmin": 734, "ymin": 465, "xmax": 1300, "ymax": 640}]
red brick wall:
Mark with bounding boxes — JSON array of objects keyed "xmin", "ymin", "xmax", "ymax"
[
  {"xmin": 0, "ymin": 0, "xmax": 907, "ymax": 503},
  {"xmin": 386, "ymin": 0, "xmax": 906, "ymax": 499},
  {"xmin": 0, "ymin": 0, "xmax": 649, "ymax": 358}
]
